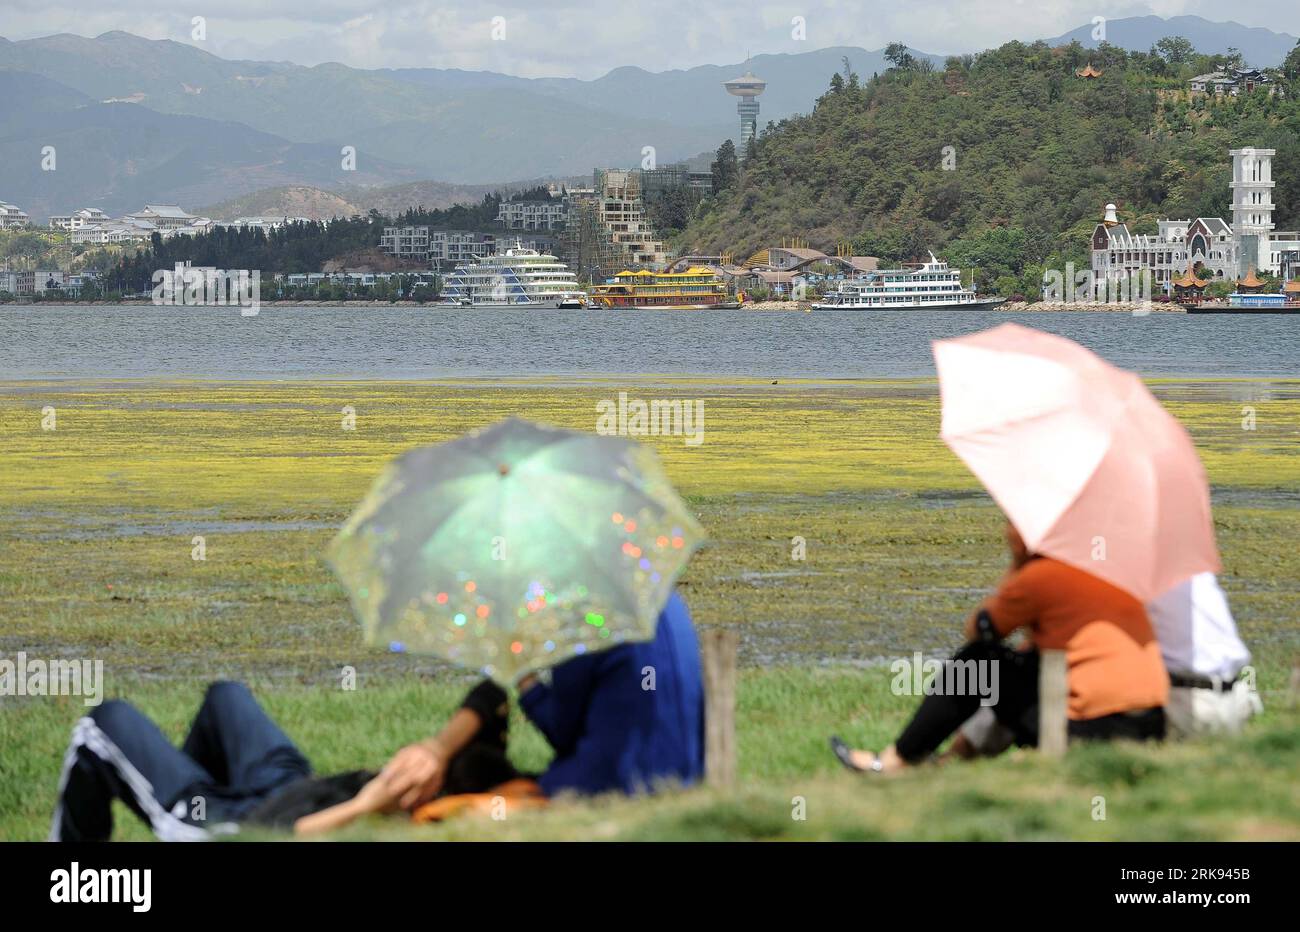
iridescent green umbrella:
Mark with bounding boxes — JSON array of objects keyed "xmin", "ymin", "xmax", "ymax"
[{"xmin": 326, "ymin": 417, "xmax": 704, "ymax": 683}]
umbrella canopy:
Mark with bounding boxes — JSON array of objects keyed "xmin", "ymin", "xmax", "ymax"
[
  {"xmin": 932, "ymin": 323, "xmax": 1219, "ymax": 602},
  {"xmin": 326, "ymin": 418, "xmax": 704, "ymax": 683}
]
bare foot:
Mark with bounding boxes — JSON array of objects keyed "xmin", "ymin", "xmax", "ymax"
[
  {"xmin": 847, "ymin": 749, "xmax": 882, "ymax": 770},
  {"xmin": 831, "ymin": 736, "xmax": 910, "ymax": 773}
]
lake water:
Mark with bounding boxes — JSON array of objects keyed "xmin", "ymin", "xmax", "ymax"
[{"xmin": 2, "ymin": 304, "xmax": 1297, "ymax": 379}]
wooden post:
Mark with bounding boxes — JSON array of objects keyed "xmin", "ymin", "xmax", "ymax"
[
  {"xmin": 1038, "ymin": 649, "xmax": 1068, "ymax": 758},
  {"xmin": 700, "ymin": 628, "xmax": 738, "ymax": 788}
]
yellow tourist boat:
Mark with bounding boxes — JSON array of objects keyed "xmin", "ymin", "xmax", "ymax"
[{"xmin": 589, "ymin": 267, "xmax": 738, "ymax": 309}]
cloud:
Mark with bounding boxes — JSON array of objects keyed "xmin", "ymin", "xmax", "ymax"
[{"xmin": 1, "ymin": 0, "xmax": 1296, "ymax": 77}]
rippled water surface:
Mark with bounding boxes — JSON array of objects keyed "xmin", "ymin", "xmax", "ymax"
[{"xmin": 2, "ymin": 304, "xmax": 1297, "ymax": 379}]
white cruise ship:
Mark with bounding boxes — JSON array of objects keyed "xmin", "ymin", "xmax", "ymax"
[
  {"xmin": 811, "ymin": 253, "xmax": 1004, "ymax": 310},
  {"xmin": 440, "ymin": 242, "xmax": 588, "ymax": 307}
]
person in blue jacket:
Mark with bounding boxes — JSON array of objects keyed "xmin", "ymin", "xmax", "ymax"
[{"xmin": 380, "ymin": 590, "xmax": 705, "ymax": 810}]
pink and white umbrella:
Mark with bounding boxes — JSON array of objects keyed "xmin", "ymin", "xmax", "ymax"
[{"xmin": 932, "ymin": 323, "xmax": 1219, "ymax": 602}]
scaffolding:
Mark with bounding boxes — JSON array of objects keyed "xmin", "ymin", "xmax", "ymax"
[
  {"xmin": 558, "ymin": 170, "xmax": 669, "ymax": 284},
  {"xmin": 559, "ymin": 197, "xmax": 619, "ymax": 285}
]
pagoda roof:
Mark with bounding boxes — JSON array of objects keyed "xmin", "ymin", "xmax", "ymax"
[
  {"xmin": 1077, "ymin": 63, "xmax": 1103, "ymax": 78},
  {"xmin": 1172, "ymin": 265, "xmax": 1208, "ymax": 288},
  {"xmin": 1237, "ymin": 265, "xmax": 1265, "ymax": 288}
]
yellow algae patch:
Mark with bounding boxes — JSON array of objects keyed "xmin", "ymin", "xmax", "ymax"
[
  {"xmin": 0, "ymin": 378, "xmax": 1295, "ymax": 681},
  {"xmin": 1, "ymin": 380, "xmax": 1295, "ymax": 513}
]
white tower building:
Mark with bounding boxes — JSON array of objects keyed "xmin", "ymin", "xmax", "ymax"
[
  {"xmin": 1230, "ymin": 147, "xmax": 1275, "ymax": 273},
  {"xmin": 724, "ymin": 71, "xmax": 767, "ymax": 146}
]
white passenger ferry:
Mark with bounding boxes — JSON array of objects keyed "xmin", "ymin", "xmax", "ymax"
[
  {"xmin": 440, "ymin": 242, "xmax": 588, "ymax": 307},
  {"xmin": 811, "ymin": 253, "xmax": 1004, "ymax": 310}
]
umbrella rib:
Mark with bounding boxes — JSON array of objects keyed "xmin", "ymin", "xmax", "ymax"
[
  {"xmin": 521, "ymin": 434, "xmax": 675, "ymax": 523},
  {"xmin": 947, "ymin": 397, "xmax": 1126, "ymax": 545},
  {"xmin": 942, "ymin": 400, "xmax": 1101, "ymax": 441},
  {"xmin": 525, "ymin": 478, "xmax": 650, "ymax": 611},
  {"xmin": 1041, "ymin": 374, "xmax": 1151, "ymax": 541},
  {"xmin": 371, "ymin": 476, "xmax": 495, "ymax": 618}
]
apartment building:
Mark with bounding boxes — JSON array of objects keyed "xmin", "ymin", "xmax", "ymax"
[
  {"xmin": 497, "ymin": 197, "xmax": 568, "ymax": 231},
  {"xmin": 49, "ymin": 208, "xmax": 110, "ymax": 231},
  {"xmin": 0, "ymin": 202, "xmax": 30, "ymax": 228}
]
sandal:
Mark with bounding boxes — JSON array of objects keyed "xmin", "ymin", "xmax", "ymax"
[{"xmin": 830, "ymin": 735, "xmax": 884, "ymax": 772}]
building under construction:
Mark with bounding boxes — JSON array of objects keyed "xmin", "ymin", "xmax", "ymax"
[{"xmin": 560, "ymin": 169, "xmax": 669, "ymax": 283}]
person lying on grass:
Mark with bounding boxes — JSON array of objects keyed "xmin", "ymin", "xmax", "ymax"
[
  {"xmin": 363, "ymin": 589, "xmax": 704, "ymax": 827},
  {"xmin": 300, "ymin": 589, "xmax": 707, "ymax": 834},
  {"xmin": 50, "ymin": 680, "xmax": 373, "ymax": 841},
  {"xmin": 831, "ymin": 520, "xmax": 1169, "ymax": 774},
  {"xmin": 50, "ymin": 592, "xmax": 704, "ymax": 840}
]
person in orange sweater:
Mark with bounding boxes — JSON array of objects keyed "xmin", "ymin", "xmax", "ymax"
[{"xmin": 832, "ymin": 520, "xmax": 1168, "ymax": 773}]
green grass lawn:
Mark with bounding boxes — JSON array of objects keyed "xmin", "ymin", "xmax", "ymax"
[
  {"xmin": 4, "ymin": 669, "xmax": 1297, "ymax": 841},
  {"xmin": 1, "ymin": 378, "xmax": 1298, "ymax": 840}
]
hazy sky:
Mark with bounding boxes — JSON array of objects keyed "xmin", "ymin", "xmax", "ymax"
[{"xmin": 4, "ymin": 0, "xmax": 1299, "ymax": 78}]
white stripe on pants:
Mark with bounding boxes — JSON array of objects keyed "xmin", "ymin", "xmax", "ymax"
[{"xmin": 49, "ymin": 717, "xmax": 212, "ymax": 842}]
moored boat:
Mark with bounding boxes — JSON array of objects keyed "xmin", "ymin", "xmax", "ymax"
[
  {"xmin": 589, "ymin": 267, "xmax": 734, "ymax": 309},
  {"xmin": 440, "ymin": 242, "xmax": 587, "ymax": 307},
  {"xmin": 811, "ymin": 253, "xmax": 1003, "ymax": 310}
]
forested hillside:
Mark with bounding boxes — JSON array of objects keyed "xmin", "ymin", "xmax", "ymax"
[{"xmin": 684, "ymin": 40, "xmax": 1300, "ymax": 296}]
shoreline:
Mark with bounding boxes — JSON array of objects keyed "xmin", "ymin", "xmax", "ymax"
[
  {"xmin": 3, "ymin": 376, "xmax": 1295, "ymax": 402},
  {"xmin": 3, "ymin": 298, "xmax": 1186, "ymax": 312}
]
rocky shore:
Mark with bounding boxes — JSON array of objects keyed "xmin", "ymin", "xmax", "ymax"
[
  {"xmin": 999, "ymin": 300, "xmax": 1181, "ymax": 314},
  {"xmin": 741, "ymin": 299, "xmax": 1181, "ymax": 313}
]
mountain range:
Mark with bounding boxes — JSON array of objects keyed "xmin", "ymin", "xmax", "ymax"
[
  {"xmin": 0, "ymin": 16, "xmax": 1296, "ymax": 220},
  {"xmin": 1045, "ymin": 15, "xmax": 1298, "ymax": 64},
  {"xmin": 0, "ymin": 71, "xmax": 422, "ymax": 223}
]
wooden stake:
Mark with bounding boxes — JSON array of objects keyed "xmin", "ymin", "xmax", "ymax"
[
  {"xmin": 1038, "ymin": 649, "xmax": 1069, "ymax": 757},
  {"xmin": 700, "ymin": 628, "xmax": 739, "ymax": 788}
]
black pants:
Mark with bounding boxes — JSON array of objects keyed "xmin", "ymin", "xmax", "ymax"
[{"xmin": 893, "ymin": 641, "xmax": 1166, "ymax": 762}]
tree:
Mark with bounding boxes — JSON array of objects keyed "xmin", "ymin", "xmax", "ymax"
[
  {"xmin": 944, "ymin": 228, "xmax": 1031, "ymax": 283},
  {"xmin": 840, "ymin": 56, "xmax": 859, "ymax": 89},
  {"xmin": 645, "ymin": 186, "xmax": 700, "ymax": 233},
  {"xmin": 884, "ymin": 42, "xmax": 915, "ymax": 71},
  {"xmin": 1284, "ymin": 40, "xmax": 1300, "ymax": 82},
  {"xmin": 710, "ymin": 140, "xmax": 738, "ymax": 193},
  {"xmin": 1155, "ymin": 37, "xmax": 1194, "ymax": 66}
]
